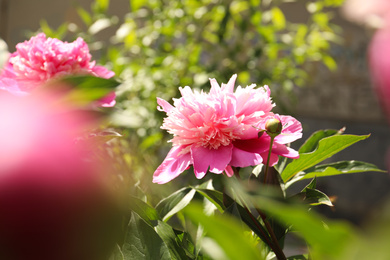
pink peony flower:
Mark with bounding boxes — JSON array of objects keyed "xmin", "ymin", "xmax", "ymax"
[
  {"xmin": 0, "ymin": 33, "xmax": 116, "ymax": 107},
  {"xmin": 153, "ymin": 74, "xmax": 302, "ymax": 184}
]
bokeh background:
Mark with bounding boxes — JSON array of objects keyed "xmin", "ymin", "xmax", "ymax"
[{"xmin": 0, "ymin": 0, "xmax": 389, "ymax": 226}]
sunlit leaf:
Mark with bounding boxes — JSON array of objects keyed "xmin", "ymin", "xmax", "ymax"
[
  {"xmin": 194, "ymin": 188, "xmax": 225, "ymax": 213},
  {"xmin": 281, "ymin": 134, "xmax": 369, "ymax": 182},
  {"xmin": 129, "ymin": 196, "xmax": 160, "ymax": 226},
  {"xmin": 298, "ymin": 129, "xmax": 342, "ymax": 154},
  {"xmin": 184, "ymin": 203, "xmax": 266, "ymax": 260},
  {"xmin": 299, "ymin": 160, "xmax": 386, "ymax": 180},
  {"xmin": 156, "ymin": 187, "xmax": 196, "ymax": 221}
]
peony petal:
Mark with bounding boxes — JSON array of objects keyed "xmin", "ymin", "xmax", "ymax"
[
  {"xmin": 260, "ymin": 151, "xmax": 280, "ymax": 166},
  {"xmin": 230, "ymin": 146, "xmax": 263, "ymax": 167},
  {"xmin": 153, "ymin": 146, "xmax": 192, "ymax": 184},
  {"xmin": 157, "ymin": 97, "xmax": 174, "ymax": 113},
  {"xmin": 209, "ymin": 78, "xmax": 221, "ymax": 95},
  {"xmin": 92, "ymin": 65, "xmax": 115, "ymax": 79},
  {"xmin": 275, "ymin": 115, "xmax": 303, "ymax": 144},
  {"xmin": 272, "ymin": 142, "xmax": 299, "ymax": 159},
  {"xmin": 224, "ymin": 165, "xmax": 235, "ymax": 177},
  {"xmin": 191, "ymin": 144, "xmax": 233, "ymax": 178},
  {"xmin": 232, "ymin": 137, "xmax": 270, "ymax": 154},
  {"xmin": 221, "ymin": 74, "xmax": 237, "ymax": 93}
]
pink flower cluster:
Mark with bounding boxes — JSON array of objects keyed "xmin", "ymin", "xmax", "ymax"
[
  {"xmin": 153, "ymin": 74, "xmax": 302, "ymax": 184},
  {"xmin": 0, "ymin": 33, "xmax": 115, "ymax": 107}
]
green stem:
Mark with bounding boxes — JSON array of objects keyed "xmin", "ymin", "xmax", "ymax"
[
  {"xmin": 263, "ymin": 136, "xmax": 275, "ymax": 183},
  {"xmin": 256, "ymin": 208, "xmax": 287, "ymax": 260},
  {"xmin": 233, "ymin": 168, "xmax": 286, "ymax": 260}
]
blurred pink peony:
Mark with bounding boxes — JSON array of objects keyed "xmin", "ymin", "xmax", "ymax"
[
  {"xmin": 343, "ymin": 0, "xmax": 390, "ymax": 27},
  {"xmin": 153, "ymin": 74, "xmax": 302, "ymax": 184},
  {"xmin": 0, "ymin": 33, "xmax": 116, "ymax": 107},
  {"xmin": 369, "ymin": 27, "xmax": 390, "ymax": 122},
  {"xmin": 0, "ymin": 91, "xmax": 121, "ymax": 260}
]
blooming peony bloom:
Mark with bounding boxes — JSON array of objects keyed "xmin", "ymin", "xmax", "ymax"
[
  {"xmin": 0, "ymin": 33, "xmax": 116, "ymax": 107},
  {"xmin": 153, "ymin": 74, "xmax": 302, "ymax": 184}
]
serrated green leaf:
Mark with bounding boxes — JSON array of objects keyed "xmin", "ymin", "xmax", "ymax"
[
  {"xmin": 156, "ymin": 187, "xmax": 196, "ymax": 221},
  {"xmin": 281, "ymin": 134, "xmax": 370, "ymax": 182},
  {"xmin": 184, "ymin": 203, "xmax": 266, "ymax": 260}
]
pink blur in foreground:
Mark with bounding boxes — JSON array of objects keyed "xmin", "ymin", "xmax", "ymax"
[
  {"xmin": 0, "ymin": 91, "xmax": 120, "ymax": 260},
  {"xmin": 153, "ymin": 74, "xmax": 302, "ymax": 184}
]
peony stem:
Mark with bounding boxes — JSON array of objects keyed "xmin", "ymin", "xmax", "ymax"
[
  {"xmin": 232, "ymin": 167, "xmax": 286, "ymax": 260},
  {"xmin": 256, "ymin": 208, "xmax": 287, "ymax": 260},
  {"xmin": 263, "ymin": 136, "xmax": 275, "ymax": 183}
]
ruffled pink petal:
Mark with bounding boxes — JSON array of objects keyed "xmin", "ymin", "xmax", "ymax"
[
  {"xmin": 92, "ymin": 65, "xmax": 115, "ymax": 79},
  {"xmin": 157, "ymin": 97, "xmax": 174, "ymax": 113},
  {"xmin": 153, "ymin": 146, "xmax": 192, "ymax": 184},
  {"xmin": 275, "ymin": 115, "xmax": 303, "ymax": 144},
  {"xmin": 230, "ymin": 146, "xmax": 263, "ymax": 167},
  {"xmin": 209, "ymin": 78, "xmax": 221, "ymax": 95},
  {"xmin": 272, "ymin": 142, "xmax": 299, "ymax": 159},
  {"xmin": 191, "ymin": 144, "xmax": 233, "ymax": 179},
  {"xmin": 221, "ymin": 74, "xmax": 237, "ymax": 93}
]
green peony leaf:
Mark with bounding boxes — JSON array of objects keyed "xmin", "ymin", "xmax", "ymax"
[
  {"xmin": 156, "ymin": 187, "xmax": 196, "ymax": 221},
  {"xmin": 281, "ymin": 134, "xmax": 370, "ymax": 182},
  {"xmin": 122, "ymin": 213, "xmax": 172, "ymax": 260},
  {"xmin": 194, "ymin": 188, "xmax": 225, "ymax": 213},
  {"xmin": 184, "ymin": 203, "xmax": 266, "ymax": 260},
  {"xmin": 300, "ymin": 160, "xmax": 386, "ymax": 180}
]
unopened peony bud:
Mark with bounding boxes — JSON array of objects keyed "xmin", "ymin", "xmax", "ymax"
[{"xmin": 265, "ymin": 118, "xmax": 283, "ymax": 138}]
